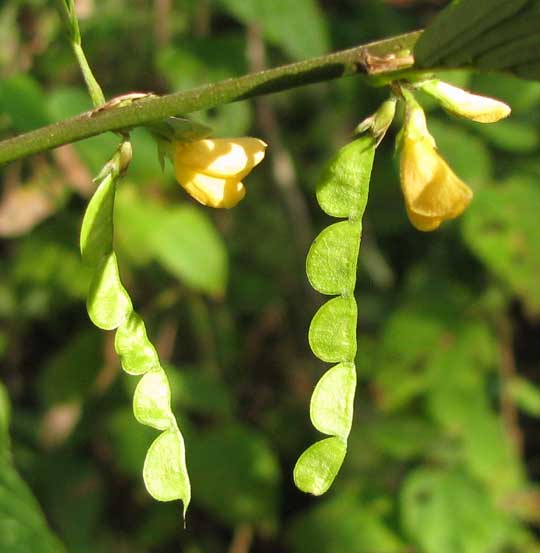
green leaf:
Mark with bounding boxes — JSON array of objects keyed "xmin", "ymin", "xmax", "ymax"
[
  {"xmin": 80, "ymin": 172, "xmax": 116, "ymax": 265},
  {"xmin": 309, "ymin": 296, "xmax": 357, "ymax": 363},
  {"xmin": 306, "ymin": 220, "xmax": 362, "ymax": 295},
  {"xmin": 293, "ymin": 437, "xmax": 347, "ymax": 496},
  {"xmin": 218, "ymin": 0, "xmax": 329, "ymax": 60},
  {"xmin": 0, "ymin": 381, "xmax": 67, "ymax": 553},
  {"xmin": 143, "ymin": 429, "xmax": 191, "ymax": 513},
  {"xmin": 414, "ymin": 0, "xmax": 528, "ymax": 69},
  {"xmin": 0, "ymin": 73, "xmax": 49, "ymax": 132},
  {"xmin": 133, "ymin": 370, "xmax": 173, "ymax": 430},
  {"xmin": 310, "ymin": 362, "xmax": 356, "ymax": 439},
  {"xmin": 115, "ymin": 311, "xmax": 160, "ymax": 375},
  {"xmin": 189, "ymin": 423, "xmax": 281, "ymax": 526},
  {"xmin": 86, "ymin": 252, "xmax": 132, "ymax": 330},
  {"xmin": 316, "ymin": 136, "xmax": 375, "ymax": 219},
  {"xmin": 462, "ymin": 178, "xmax": 540, "ymax": 315},
  {"xmin": 287, "ymin": 492, "xmax": 405, "ymax": 553},
  {"xmin": 401, "ymin": 468, "xmax": 514, "ymax": 553},
  {"xmin": 146, "ymin": 205, "xmax": 228, "ymax": 296}
]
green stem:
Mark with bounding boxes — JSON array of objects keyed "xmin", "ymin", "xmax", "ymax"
[
  {"xmin": 72, "ymin": 43, "xmax": 106, "ymax": 108},
  {"xmin": 0, "ymin": 31, "xmax": 421, "ymax": 165},
  {"xmin": 55, "ymin": 0, "xmax": 105, "ymax": 108}
]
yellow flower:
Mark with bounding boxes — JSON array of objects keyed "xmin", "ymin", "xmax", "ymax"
[
  {"xmin": 420, "ymin": 80, "xmax": 511, "ymax": 123},
  {"xmin": 173, "ymin": 137, "xmax": 267, "ymax": 208},
  {"xmin": 400, "ymin": 101, "xmax": 473, "ymax": 231}
]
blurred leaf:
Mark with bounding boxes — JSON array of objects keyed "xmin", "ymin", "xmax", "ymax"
[
  {"xmin": 218, "ymin": 0, "xmax": 329, "ymax": 59},
  {"xmin": 470, "ymin": 118, "xmax": 538, "ymax": 153},
  {"xmin": 309, "ymin": 296, "xmax": 357, "ymax": 363},
  {"xmin": 106, "ymin": 407, "xmax": 155, "ymax": 478},
  {"xmin": 167, "ymin": 366, "xmax": 233, "ymax": 418},
  {"xmin": 37, "ymin": 330, "xmax": 101, "ymax": 406},
  {"xmin": 0, "ymin": 73, "xmax": 49, "ymax": 131},
  {"xmin": 401, "ymin": 468, "xmax": 515, "ymax": 553},
  {"xmin": 293, "ymin": 437, "xmax": 346, "ymax": 496},
  {"xmin": 0, "ymin": 381, "xmax": 67, "ymax": 553},
  {"xmin": 508, "ymin": 377, "xmax": 540, "ymax": 417},
  {"xmin": 310, "ymin": 362, "xmax": 356, "ymax": 439},
  {"xmin": 306, "ymin": 220, "xmax": 361, "ymax": 296},
  {"xmin": 288, "ymin": 492, "xmax": 405, "ymax": 553},
  {"xmin": 116, "ymin": 188, "xmax": 228, "ymax": 296},
  {"xmin": 189, "ymin": 423, "xmax": 280, "ymax": 526},
  {"xmin": 462, "ymin": 178, "xmax": 540, "ymax": 315}
]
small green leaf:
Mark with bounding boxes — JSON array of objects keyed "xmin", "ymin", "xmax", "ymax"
[
  {"xmin": 86, "ymin": 252, "xmax": 132, "ymax": 330},
  {"xmin": 80, "ymin": 172, "xmax": 116, "ymax": 265},
  {"xmin": 115, "ymin": 311, "xmax": 160, "ymax": 375},
  {"xmin": 293, "ymin": 437, "xmax": 347, "ymax": 496},
  {"xmin": 133, "ymin": 370, "xmax": 173, "ymax": 430},
  {"xmin": 143, "ymin": 430, "xmax": 191, "ymax": 513},
  {"xmin": 310, "ymin": 363, "xmax": 356, "ymax": 440},
  {"xmin": 306, "ymin": 220, "xmax": 362, "ymax": 295},
  {"xmin": 316, "ymin": 136, "xmax": 375, "ymax": 219},
  {"xmin": 309, "ymin": 296, "xmax": 357, "ymax": 363},
  {"xmin": 414, "ymin": 0, "xmax": 528, "ymax": 69}
]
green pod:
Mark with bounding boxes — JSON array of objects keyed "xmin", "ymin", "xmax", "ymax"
[
  {"xmin": 306, "ymin": 220, "xmax": 362, "ymax": 296},
  {"xmin": 143, "ymin": 429, "xmax": 191, "ymax": 515},
  {"xmin": 310, "ymin": 362, "xmax": 356, "ymax": 440},
  {"xmin": 86, "ymin": 252, "xmax": 132, "ymax": 330},
  {"xmin": 80, "ymin": 172, "xmax": 116, "ymax": 265},
  {"xmin": 293, "ymin": 436, "xmax": 347, "ymax": 496},
  {"xmin": 115, "ymin": 311, "xmax": 160, "ymax": 375},
  {"xmin": 133, "ymin": 370, "xmax": 174, "ymax": 431},
  {"xmin": 316, "ymin": 136, "xmax": 374, "ymax": 219},
  {"xmin": 309, "ymin": 296, "xmax": 357, "ymax": 363}
]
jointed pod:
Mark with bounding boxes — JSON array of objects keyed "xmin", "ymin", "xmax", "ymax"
[
  {"xmin": 80, "ymin": 141, "xmax": 191, "ymax": 518},
  {"xmin": 294, "ymin": 135, "xmax": 376, "ymax": 495}
]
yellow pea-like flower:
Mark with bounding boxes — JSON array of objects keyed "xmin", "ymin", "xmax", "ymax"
[
  {"xmin": 420, "ymin": 80, "xmax": 511, "ymax": 123},
  {"xmin": 173, "ymin": 137, "xmax": 267, "ymax": 208},
  {"xmin": 399, "ymin": 100, "xmax": 473, "ymax": 232}
]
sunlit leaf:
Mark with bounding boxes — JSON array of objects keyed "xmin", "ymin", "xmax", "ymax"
[{"xmin": 293, "ymin": 437, "xmax": 347, "ymax": 496}]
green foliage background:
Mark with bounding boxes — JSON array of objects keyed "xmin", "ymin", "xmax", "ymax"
[{"xmin": 1, "ymin": 1, "xmax": 540, "ymax": 552}]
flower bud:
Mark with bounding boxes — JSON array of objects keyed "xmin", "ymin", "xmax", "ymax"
[
  {"xmin": 399, "ymin": 95, "xmax": 473, "ymax": 231},
  {"xmin": 173, "ymin": 138, "xmax": 267, "ymax": 208},
  {"xmin": 419, "ymin": 80, "xmax": 511, "ymax": 123},
  {"xmin": 355, "ymin": 96, "xmax": 397, "ymax": 146}
]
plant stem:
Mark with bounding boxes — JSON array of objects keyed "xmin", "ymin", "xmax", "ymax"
[
  {"xmin": 72, "ymin": 43, "xmax": 106, "ymax": 108},
  {"xmin": 0, "ymin": 31, "xmax": 420, "ymax": 166},
  {"xmin": 55, "ymin": 0, "xmax": 105, "ymax": 108}
]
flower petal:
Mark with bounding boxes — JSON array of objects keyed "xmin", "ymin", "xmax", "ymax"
[
  {"xmin": 174, "ymin": 138, "xmax": 267, "ymax": 178},
  {"xmin": 175, "ymin": 164, "xmax": 245, "ymax": 209}
]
